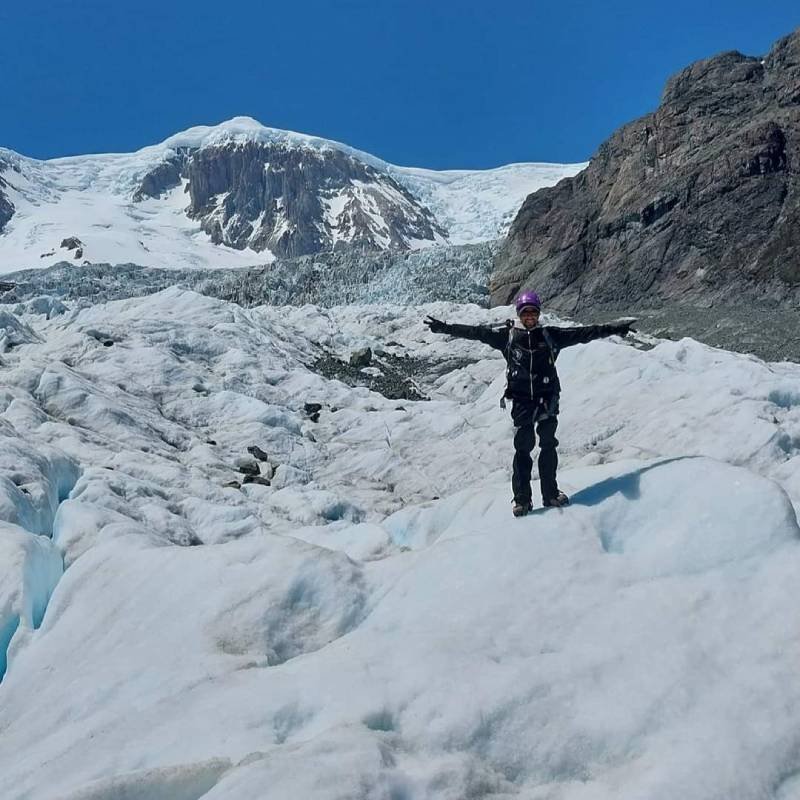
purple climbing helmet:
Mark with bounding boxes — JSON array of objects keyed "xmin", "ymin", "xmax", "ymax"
[{"xmin": 515, "ymin": 291, "xmax": 541, "ymax": 314}]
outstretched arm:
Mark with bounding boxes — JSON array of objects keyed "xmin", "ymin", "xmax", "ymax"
[
  {"xmin": 548, "ymin": 320, "xmax": 635, "ymax": 350},
  {"xmin": 423, "ymin": 317, "xmax": 507, "ymax": 351}
]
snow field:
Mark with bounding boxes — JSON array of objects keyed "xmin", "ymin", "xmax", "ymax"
[
  {"xmin": 391, "ymin": 161, "xmax": 587, "ymax": 243},
  {"xmin": 0, "ymin": 174, "xmax": 271, "ymax": 271},
  {"xmin": 0, "ymin": 290, "xmax": 798, "ymax": 798}
]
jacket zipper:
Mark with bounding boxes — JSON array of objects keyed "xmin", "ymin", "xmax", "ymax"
[{"xmin": 528, "ymin": 330, "xmax": 534, "ymax": 398}]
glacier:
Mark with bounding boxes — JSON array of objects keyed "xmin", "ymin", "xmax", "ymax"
[
  {"xmin": 0, "ymin": 243, "xmax": 497, "ymax": 310},
  {"xmin": 0, "ymin": 289, "xmax": 799, "ymax": 798}
]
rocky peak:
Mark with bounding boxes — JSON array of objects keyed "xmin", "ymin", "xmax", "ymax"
[
  {"xmin": 764, "ymin": 29, "xmax": 800, "ymax": 105},
  {"xmin": 133, "ymin": 138, "xmax": 447, "ymax": 259},
  {"xmin": 492, "ymin": 26, "xmax": 800, "ymax": 313},
  {"xmin": 660, "ymin": 51, "xmax": 764, "ymax": 111}
]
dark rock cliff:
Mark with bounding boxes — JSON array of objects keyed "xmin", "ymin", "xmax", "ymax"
[
  {"xmin": 0, "ymin": 160, "xmax": 15, "ymax": 234},
  {"xmin": 132, "ymin": 153, "xmax": 187, "ymax": 201},
  {"xmin": 134, "ymin": 141, "xmax": 447, "ymax": 258},
  {"xmin": 492, "ymin": 28, "xmax": 800, "ymax": 314}
]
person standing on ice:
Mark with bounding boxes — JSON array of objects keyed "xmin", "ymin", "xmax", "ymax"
[{"xmin": 424, "ymin": 291, "xmax": 634, "ymax": 517}]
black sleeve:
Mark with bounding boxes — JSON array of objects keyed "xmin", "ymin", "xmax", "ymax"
[
  {"xmin": 547, "ymin": 324, "xmax": 624, "ymax": 350},
  {"xmin": 438, "ymin": 322, "xmax": 508, "ymax": 351}
]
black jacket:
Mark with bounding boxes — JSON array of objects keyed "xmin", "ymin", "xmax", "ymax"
[{"xmin": 434, "ymin": 321, "xmax": 626, "ymax": 400}]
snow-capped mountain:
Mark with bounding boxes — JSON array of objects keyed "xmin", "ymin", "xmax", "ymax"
[
  {"xmin": 0, "ymin": 290, "xmax": 799, "ymax": 798},
  {"xmin": 0, "ymin": 118, "xmax": 584, "ymax": 271}
]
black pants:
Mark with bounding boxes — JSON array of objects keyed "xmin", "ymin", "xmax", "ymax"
[{"xmin": 511, "ymin": 397, "xmax": 560, "ymax": 505}]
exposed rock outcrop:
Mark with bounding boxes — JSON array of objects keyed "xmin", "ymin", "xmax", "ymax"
[
  {"xmin": 184, "ymin": 142, "xmax": 446, "ymax": 257},
  {"xmin": 58, "ymin": 237, "xmax": 84, "ymax": 260},
  {"xmin": 492, "ymin": 28, "xmax": 800, "ymax": 313},
  {"xmin": 349, "ymin": 347, "xmax": 372, "ymax": 368},
  {"xmin": 133, "ymin": 141, "xmax": 447, "ymax": 258},
  {"xmin": 0, "ymin": 161, "xmax": 15, "ymax": 234},
  {"xmin": 132, "ymin": 154, "xmax": 187, "ymax": 201},
  {"xmin": 0, "ymin": 190, "xmax": 12, "ymax": 235}
]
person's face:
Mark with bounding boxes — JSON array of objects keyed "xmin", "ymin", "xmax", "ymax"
[{"xmin": 518, "ymin": 307, "xmax": 540, "ymax": 329}]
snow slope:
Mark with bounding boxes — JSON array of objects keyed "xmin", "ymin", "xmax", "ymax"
[
  {"xmin": 0, "ymin": 118, "xmax": 583, "ymax": 271},
  {"xmin": 391, "ymin": 161, "xmax": 585, "ymax": 243},
  {"xmin": 0, "ymin": 147, "xmax": 273, "ymax": 271},
  {"xmin": 0, "ymin": 292, "xmax": 799, "ymax": 798}
]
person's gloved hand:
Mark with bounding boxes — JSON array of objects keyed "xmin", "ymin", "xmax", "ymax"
[{"xmin": 423, "ymin": 316, "xmax": 447, "ymax": 334}]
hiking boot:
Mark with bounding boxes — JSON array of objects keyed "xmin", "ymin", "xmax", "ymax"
[
  {"xmin": 543, "ymin": 491, "xmax": 570, "ymax": 508},
  {"xmin": 512, "ymin": 500, "xmax": 533, "ymax": 518}
]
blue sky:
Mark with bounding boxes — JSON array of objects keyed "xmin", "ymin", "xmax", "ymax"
[{"xmin": 1, "ymin": 0, "xmax": 798, "ymax": 168}]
